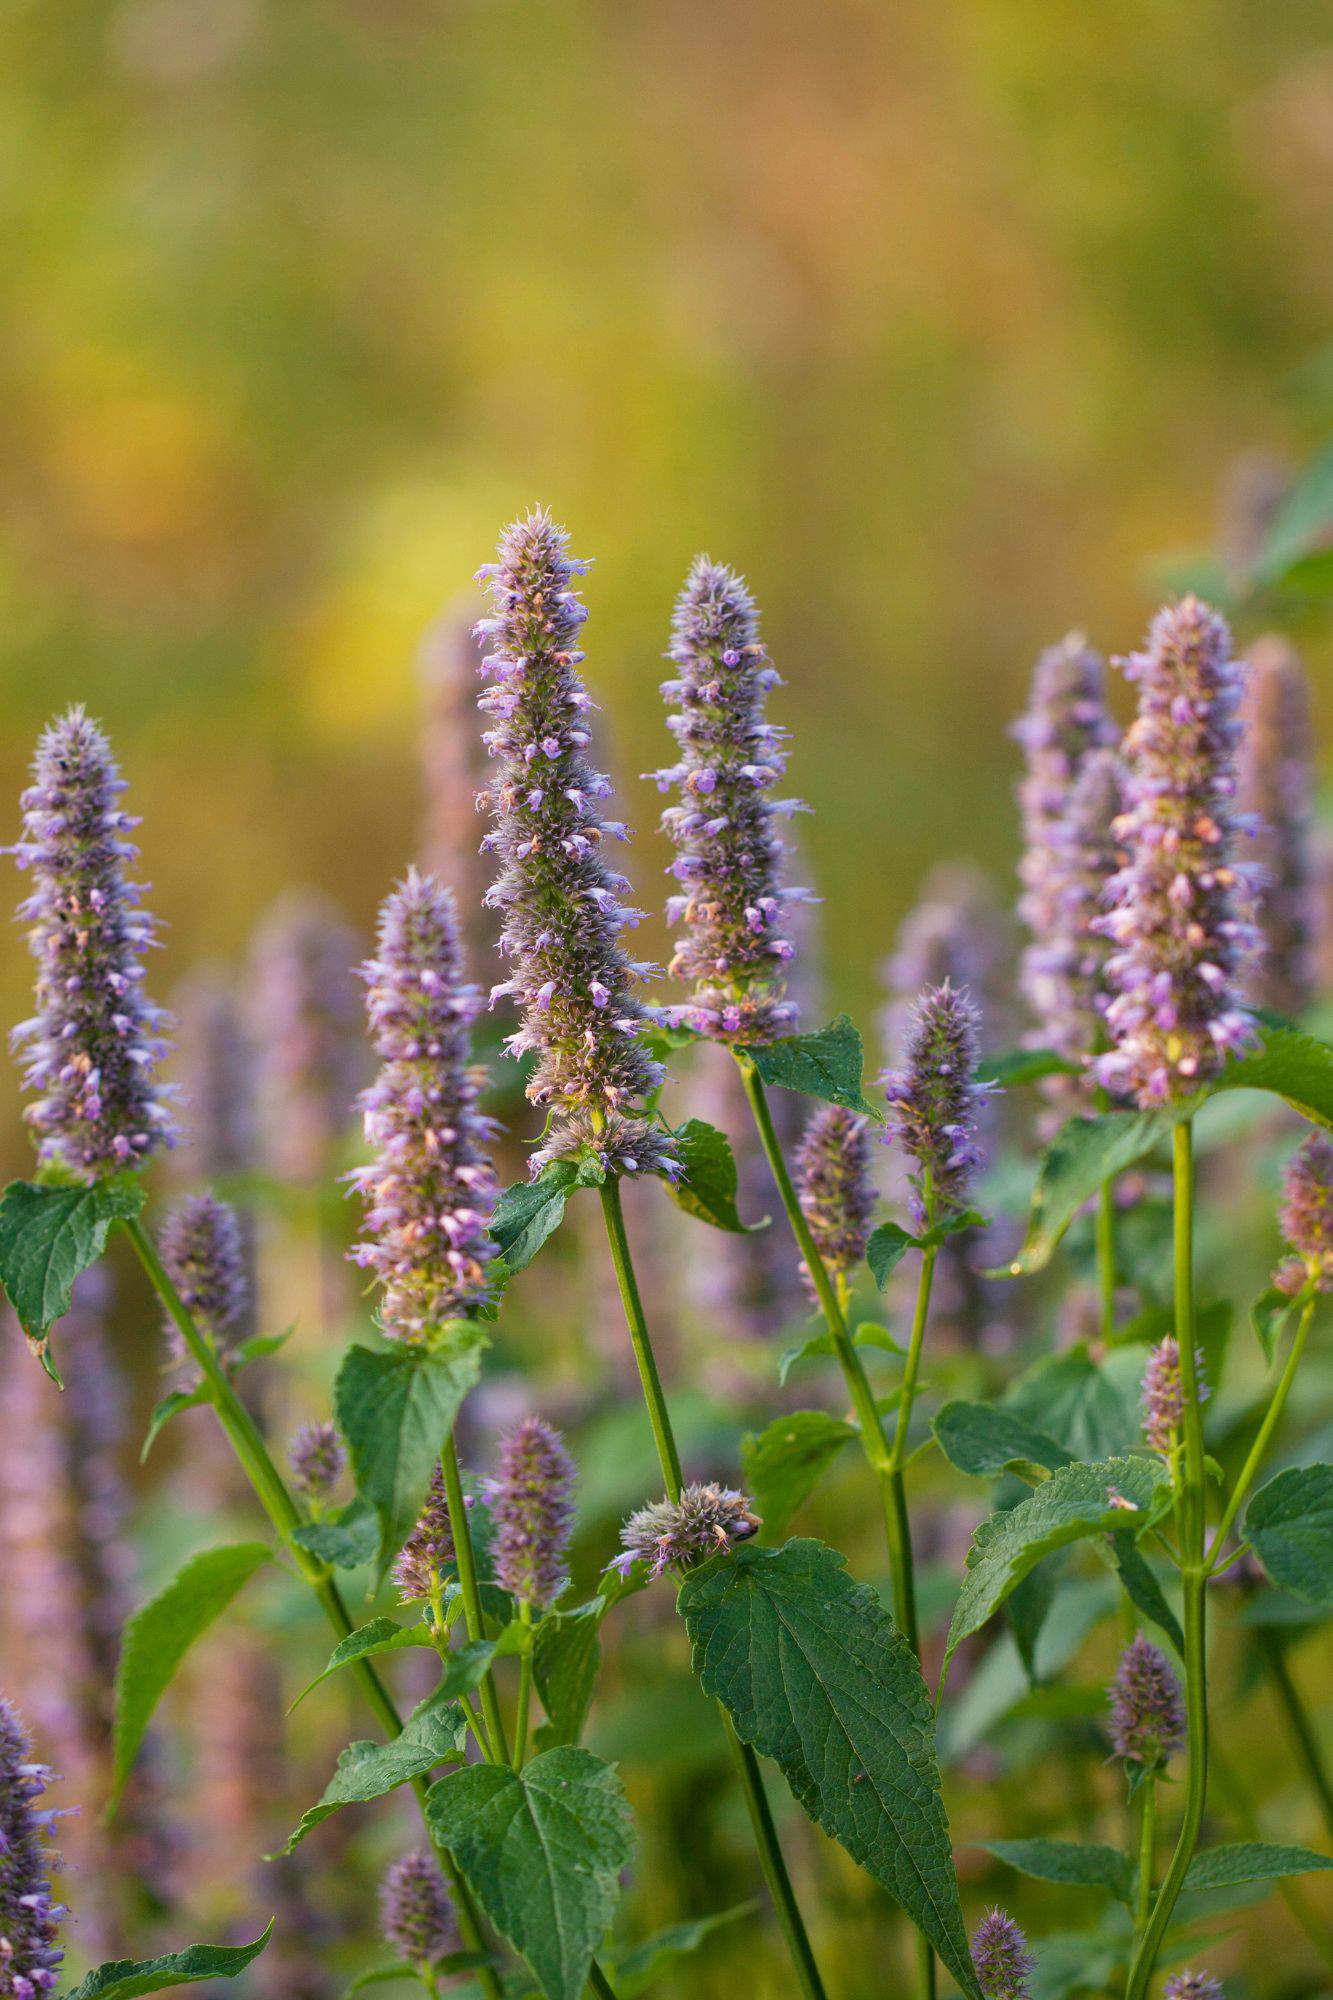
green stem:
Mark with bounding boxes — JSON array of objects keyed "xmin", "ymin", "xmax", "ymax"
[
  {"xmin": 125, "ymin": 1217, "xmax": 503, "ymax": 2000},
  {"xmin": 1123, "ymin": 1122, "xmax": 1208, "ymax": 2000},
  {"xmin": 1206, "ymin": 1295, "xmax": 1316, "ymax": 1571},
  {"xmin": 514, "ymin": 1604, "xmax": 534, "ymax": 1771},
  {"xmin": 596, "ymin": 1175, "xmax": 829, "ymax": 2000},
  {"xmin": 1097, "ymin": 1180, "xmax": 1118, "ymax": 1344},
  {"xmin": 440, "ymin": 1437, "xmax": 510, "ymax": 1765},
  {"xmin": 883, "ymin": 1246, "xmax": 936, "ymax": 1661},
  {"xmin": 1135, "ymin": 1775, "xmax": 1156, "ymax": 1928},
  {"xmin": 1256, "ymin": 1628, "xmax": 1333, "ymax": 1846}
]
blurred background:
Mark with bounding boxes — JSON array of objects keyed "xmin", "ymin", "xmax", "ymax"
[{"xmin": 2, "ymin": 3, "xmax": 1333, "ymax": 1996}]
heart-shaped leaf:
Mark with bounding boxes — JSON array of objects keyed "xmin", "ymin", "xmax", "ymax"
[
  {"xmin": 335, "ymin": 1333, "xmax": 485, "ymax": 1574},
  {"xmin": 1245, "ymin": 1464, "xmax": 1333, "ymax": 1607},
  {"xmin": 741, "ymin": 1411, "xmax": 859, "ymax": 1540},
  {"xmin": 741, "ymin": 1014, "xmax": 883, "ymax": 1119},
  {"xmin": 0, "ymin": 1174, "xmax": 146, "ymax": 1378},
  {"xmin": 666, "ymin": 1119, "xmax": 761, "ymax": 1233}
]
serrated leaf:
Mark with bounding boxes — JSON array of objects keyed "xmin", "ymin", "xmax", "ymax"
[
  {"xmin": 0, "ymin": 1175, "xmax": 146, "ymax": 1368},
  {"xmin": 741, "ymin": 1411, "xmax": 858, "ymax": 1540},
  {"xmin": 1208, "ymin": 1022, "xmax": 1333, "ymax": 1128},
  {"xmin": 611, "ymin": 1904, "xmax": 758, "ymax": 1996},
  {"xmin": 677, "ymin": 1537, "xmax": 981, "ymax": 2000},
  {"xmin": 490, "ymin": 1164, "xmax": 579, "ymax": 1275},
  {"xmin": 998, "ymin": 1113, "xmax": 1171, "ymax": 1276},
  {"xmin": 291, "ymin": 1495, "xmax": 380, "ymax": 1570},
  {"xmin": 334, "ymin": 1334, "xmax": 484, "ymax": 1574},
  {"xmin": 425, "ymin": 1747, "xmax": 634, "ymax": 2000},
  {"xmin": 1108, "ymin": 1537, "xmax": 1184, "ymax": 1654},
  {"xmin": 1245, "ymin": 1464, "xmax": 1333, "ymax": 1606},
  {"xmin": 139, "ymin": 1385, "xmax": 210, "ymax": 1462},
  {"xmin": 981, "ymin": 1838, "xmax": 1133, "ymax": 1905},
  {"xmin": 932, "ymin": 1402, "xmax": 1071, "ymax": 1480},
  {"xmin": 975, "ymin": 1049, "xmax": 1080, "ymax": 1088},
  {"xmin": 532, "ymin": 1605, "xmax": 602, "ymax": 1751},
  {"xmin": 1251, "ymin": 1285, "xmax": 1298, "ymax": 1365},
  {"xmin": 943, "ymin": 1457, "xmax": 1170, "ymax": 1677},
  {"xmin": 59, "ymin": 1925, "xmax": 274, "ymax": 1998},
  {"xmin": 867, "ymin": 1221, "xmax": 919, "ymax": 1287},
  {"xmin": 1183, "ymin": 1842, "xmax": 1333, "ymax": 1893},
  {"xmin": 666, "ymin": 1119, "xmax": 758, "ymax": 1233},
  {"xmin": 274, "ymin": 1687, "xmax": 466, "ymax": 1856},
  {"xmin": 289, "ymin": 1616, "xmax": 436, "ymax": 1711},
  {"xmin": 1004, "ymin": 1347, "xmax": 1143, "ymax": 1462},
  {"xmin": 742, "ymin": 1013, "xmax": 883, "ymax": 1119},
  {"xmin": 110, "ymin": 1542, "xmax": 269, "ymax": 1813}
]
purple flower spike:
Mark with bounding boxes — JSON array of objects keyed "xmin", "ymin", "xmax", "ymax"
[
  {"xmin": 475, "ymin": 511, "xmax": 674, "ymax": 1179},
  {"xmin": 159, "ymin": 1192, "xmax": 249, "ymax": 1365},
  {"xmin": 1021, "ymin": 749, "xmax": 1126, "ymax": 1074},
  {"xmin": 1164, "ymin": 1973, "xmax": 1223, "ymax": 2000},
  {"xmin": 348, "ymin": 870, "xmax": 499, "ymax": 1344},
  {"xmin": 1108, "ymin": 1632, "xmax": 1186, "ymax": 1767},
  {"xmin": 654, "ymin": 556, "xmax": 808, "ymax": 1044},
  {"xmin": 613, "ymin": 1482, "xmax": 761, "ymax": 1581},
  {"xmin": 881, "ymin": 981, "xmax": 992, "ymax": 1229},
  {"xmin": 794, "ymin": 1104, "xmax": 875, "ymax": 1293},
  {"xmin": 1274, "ymin": 1131, "xmax": 1333, "ymax": 1296},
  {"xmin": 288, "ymin": 1420, "xmax": 345, "ymax": 1501},
  {"xmin": 1094, "ymin": 599, "xmax": 1260, "ymax": 1107},
  {"xmin": 0, "ymin": 1697, "xmax": 66, "ymax": 1998},
  {"xmin": 9, "ymin": 707, "xmax": 174, "ymax": 1179},
  {"xmin": 971, "ymin": 1908, "xmax": 1035, "ymax": 2000},
  {"xmin": 251, "ymin": 889, "xmax": 363, "ymax": 1184},
  {"xmin": 1142, "ymin": 1335, "xmax": 1208, "ymax": 1458},
  {"xmin": 392, "ymin": 1465, "xmax": 460, "ymax": 1604},
  {"xmin": 487, "ymin": 1416, "xmax": 575, "ymax": 1613},
  {"xmin": 1239, "ymin": 635, "xmax": 1316, "ymax": 1021},
  {"xmin": 379, "ymin": 1850, "xmax": 457, "ymax": 1966}
]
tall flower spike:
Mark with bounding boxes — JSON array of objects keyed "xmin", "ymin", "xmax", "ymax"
[
  {"xmin": 349, "ymin": 871, "xmax": 499, "ymax": 1342},
  {"xmin": 1095, "ymin": 599, "xmax": 1259, "ymax": 1106},
  {"xmin": 612, "ymin": 1482, "xmax": 761, "ymax": 1581},
  {"xmin": 487, "ymin": 1417, "xmax": 575, "ymax": 1613},
  {"xmin": 9, "ymin": 708, "xmax": 174, "ymax": 1179},
  {"xmin": 971, "ymin": 1909, "xmax": 1035, "ymax": 2000},
  {"xmin": 794, "ymin": 1104, "xmax": 875, "ymax": 1296},
  {"xmin": 392, "ymin": 1466, "xmax": 459, "ymax": 1603},
  {"xmin": 1274, "ymin": 1131, "xmax": 1333, "ymax": 1296},
  {"xmin": 250, "ymin": 889, "xmax": 363, "ymax": 1184},
  {"xmin": 881, "ymin": 981, "xmax": 992, "ymax": 1230},
  {"xmin": 159, "ymin": 1192, "xmax": 250, "ymax": 1365},
  {"xmin": 1142, "ymin": 1335, "xmax": 1209, "ymax": 1458},
  {"xmin": 1108, "ymin": 1632, "xmax": 1186, "ymax": 1766},
  {"xmin": 1238, "ymin": 634, "xmax": 1316, "ymax": 1020},
  {"xmin": 654, "ymin": 556, "xmax": 809, "ymax": 1042},
  {"xmin": 380, "ymin": 1851, "xmax": 457, "ymax": 1967},
  {"xmin": 288, "ymin": 1420, "xmax": 345, "ymax": 1501},
  {"xmin": 1020, "ymin": 749, "xmax": 1126, "ymax": 1073},
  {"xmin": 475, "ymin": 510, "xmax": 674, "ymax": 1179},
  {"xmin": 0, "ymin": 1697, "xmax": 66, "ymax": 1998}
]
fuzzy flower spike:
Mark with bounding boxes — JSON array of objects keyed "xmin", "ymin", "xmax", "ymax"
[
  {"xmin": 612, "ymin": 1482, "xmax": 761, "ymax": 1581},
  {"xmin": 1142, "ymin": 1335, "xmax": 1209, "ymax": 1459},
  {"xmin": 1095, "ymin": 599, "xmax": 1259, "ymax": 1106},
  {"xmin": 487, "ymin": 1416, "xmax": 575, "ymax": 1613},
  {"xmin": 881, "ymin": 980, "xmax": 992, "ymax": 1229},
  {"xmin": 654, "ymin": 556, "xmax": 810, "ymax": 1042},
  {"xmin": 794, "ymin": 1104, "xmax": 875, "ymax": 1298},
  {"xmin": 159, "ymin": 1192, "xmax": 250, "ymax": 1367},
  {"xmin": 971, "ymin": 1909, "xmax": 1035, "ymax": 2000},
  {"xmin": 1108, "ymin": 1632, "xmax": 1186, "ymax": 1767},
  {"xmin": 0, "ymin": 1696, "xmax": 66, "ymax": 1997},
  {"xmin": 349, "ymin": 870, "xmax": 499, "ymax": 1343},
  {"xmin": 1238, "ymin": 634, "xmax": 1316, "ymax": 1020},
  {"xmin": 10, "ymin": 707, "xmax": 174, "ymax": 1179},
  {"xmin": 475, "ymin": 511, "xmax": 675, "ymax": 1180},
  {"xmin": 380, "ymin": 1851, "xmax": 457, "ymax": 1968},
  {"xmin": 1022, "ymin": 748, "xmax": 1126, "ymax": 1074},
  {"xmin": 1273, "ymin": 1131, "xmax": 1333, "ymax": 1297}
]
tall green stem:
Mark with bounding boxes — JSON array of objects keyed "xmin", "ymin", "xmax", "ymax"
[
  {"xmin": 513, "ymin": 1604, "xmax": 534, "ymax": 1771},
  {"xmin": 1206, "ymin": 1295, "xmax": 1316, "ymax": 1570},
  {"xmin": 596, "ymin": 1176, "xmax": 829, "ymax": 2000},
  {"xmin": 125, "ymin": 1218, "xmax": 504, "ymax": 2000},
  {"xmin": 1123, "ymin": 1122, "xmax": 1208, "ymax": 2000},
  {"xmin": 1096, "ymin": 1181, "xmax": 1118, "ymax": 1344},
  {"xmin": 440, "ymin": 1436, "xmax": 510, "ymax": 1765},
  {"xmin": 1256, "ymin": 1629, "xmax": 1333, "ymax": 1846},
  {"xmin": 1134, "ymin": 1776, "xmax": 1156, "ymax": 1928}
]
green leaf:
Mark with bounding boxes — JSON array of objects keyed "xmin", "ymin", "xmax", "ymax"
[
  {"xmin": 533, "ymin": 1605, "xmax": 602, "ymax": 1751},
  {"xmin": 1208, "ymin": 1022, "xmax": 1333, "ymax": 1129},
  {"xmin": 943, "ymin": 1457, "xmax": 1170, "ymax": 1677},
  {"xmin": 342, "ymin": 1965, "xmax": 416, "ymax": 1993},
  {"xmin": 291, "ymin": 1495, "xmax": 380, "ymax": 1570},
  {"xmin": 273, "ymin": 1687, "xmax": 467, "ymax": 1856},
  {"xmin": 998, "ymin": 1113, "xmax": 1171, "ymax": 1276},
  {"xmin": 1245, "ymin": 1464, "xmax": 1333, "ymax": 1606},
  {"xmin": 334, "ymin": 1334, "xmax": 485, "ymax": 1574},
  {"xmin": 139, "ymin": 1385, "xmax": 210, "ymax": 1462},
  {"xmin": 1251, "ymin": 1285, "xmax": 1299, "ymax": 1365},
  {"xmin": 665, "ymin": 1118, "xmax": 759, "ymax": 1233},
  {"xmin": 611, "ymin": 1904, "xmax": 758, "ymax": 1996},
  {"xmin": 981, "ymin": 1837, "xmax": 1133, "ymax": 1905},
  {"xmin": 60, "ymin": 1926, "xmax": 274, "ymax": 1998},
  {"xmin": 111, "ymin": 1542, "xmax": 269, "ymax": 1813},
  {"xmin": 677, "ymin": 1537, "xmax": 982, "ymax": 2000},
  {"xmin": 0, "ymin": 1175, "xmax": 146, "ymax": 1374},
  {"xmin": 932, "ymin": 1401, "xmax": 1071, "ymax": 1480},
  {"xmin": 778, "ymin": 1321, "xmax": 904, "ymax": 1385},
  {"xmin": 742, "ymin": 1013, "xmax": 882, "ymax": 1119},
  {"xmin": 289, "ymin": 1616, "xmax": 436, "ymax": 1711},
  {"xmin": 741, "ymin": 1411, "xmax": 859, "ymax": 1540},
  {"xmin": 1109, "ymin": 1537, "xmax": 1184, "ymax": 1654},
  {"xmin": 975, "ymin": 1049, "xmax": 1079, "ymax": 1088},
  {"xmin": 1252, "ymin": 443, "xmax": 1333, "ymax": 589},
  {"xmin": 425, "ymin": 1747, "xmax": 634, "ymax": 2000},
  {"xmin": 1183, "ymin": 1842, "xmax": 1333, "ymax": 1893},
  {"xmin": 1005, "ymin": 1347, "xmax": 1144, "ymax": 1461},
  {"xmin": 867, "ymin": 1221, "xmax": 919, "ymax": 1287},
  {"xmin": 490, "ymin": 1164, "xmax": 579, "ymax": 1275}
]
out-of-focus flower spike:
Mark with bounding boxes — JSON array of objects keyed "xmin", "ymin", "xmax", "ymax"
[
  {"xmin": 288, "ymin": 1419, "xmax": 345, "ymax": 1501},
  {"xmin": 794, "ymin": 1104, "xmax": 875, "ymax": 1297},
  {"xmin": 380, "ymin": 1851, "xmax": 458, "ymax": 1966},
  {"xmin": 1273, "ymin": 1130, "xmax": 1333, "ymax": 1296},
  {"xmin": 159, "ymin": 1192, "xmax": 250, "ymax": 1367},
  {"xmin": 1020, "ymin": 748, "xmax": 1126, "ymax": 1077},
  {"xmin": 1142, "ymin": 1335, "xmax": 1209, "ymax": 1458},
  {"xmin": 0, "ymin": 1696, "xmax": 66, "ymax": 1997},
  {"xmin": 487, "ymin": 1416, "xmax": 575, "ymax": 1612},
  {"xmin": 1108, "ymin": 1632, "xmax": 1186, "ymax": 1766},
  {"xmin": 1238, "ymin": 634, "xmax": 1316, "ymax": 1020},
  {"xmin": 881, "ymin": 980, "xmax": 992, "ymax": 1230},
  {"xmin": 250, "ymin": 888, "xmax": 364, "ymax": 1184}
]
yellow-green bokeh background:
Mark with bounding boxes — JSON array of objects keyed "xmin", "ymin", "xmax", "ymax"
[{"xmin": 3, "ymin": 0, "xmax": 1331, "ymax": 1138}]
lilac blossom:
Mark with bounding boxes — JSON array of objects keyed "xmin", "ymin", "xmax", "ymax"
[
  {"xmin": 9, "ymin": 707, "xmax": 174, "ymax": 1179},
  {"xmin": 159, "ymin": 1192, "xmax": 250, "ymax": 1364},
  {"xmin": 1021, "ymin": 749, "xmax": 1126, "ymax": 1073},
  {"xmin": 1142, "ymin": 1336, "xmax": 1209, "ymax": 1458},
  {"xmin": 1095, "ymin": 599, "xmax": 1259, "ymax": 1106},
  {"xmin": 348, "ymin": 870, "xmax": 499, "ymax": 1343},
  {"xmin": 250, "ymin": 889, "xmax": 363, "ymax": 1183},
  {"xmin": 1108, "ymin": 1633, "xmax": 1186, "ymax": 1767},
  {"xmin": 611, "ymin": 1482, "xmax": 761, "ymax": 1581},
  {"xmin": 475, "ymin": 510, "xmax": 674, "ymax": 1179},
  {"xmin": 380, "ymin": 1851, "xmax": 457, "ymax": 1966},
  {"xmin": 1274, "ymin": 1131, "xmax": 1333, "ymax": 1297},
  {"xmin": 1238, "ymin": 634, "xmax": 1316, "ymax": 1020},
  {"xmin": 392, "ymin": 1467, "xmax": 460, "ymax": 1604},
  {"xmin": 971, "ymin": 1909, "xmax": 1035, "ymax": 2000},
  {"xmin": 288, "ymin": 1420, "xmax": 345, "ymax": 1501},
  {"xmin": 653, "ymin": 556, "xmax": 809, "ymax": 1043},
  {"xmin": 487, "ymin": 1417, "xmax": 575, "ymax": 1612},
  {"xmin": 881, "ymin": 981, "xmax": 992, "ymax": 1229},
  {"xmin": 0, "ymin": 1698, "xmax": 65, "ymax": 1998},
  {"xmin": 794, "ymin": 1104, "xmax": 875, "ymax": 1294}
]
